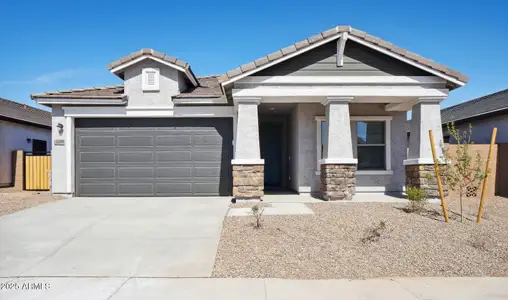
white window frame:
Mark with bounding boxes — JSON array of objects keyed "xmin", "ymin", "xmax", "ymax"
[
  {"xmin": 315, "ymin": 116, "xmax": 392, "ymax": 175},
  {"xmin": 142, "ymin": 68, "xmax": 160, "ymax": 91}
]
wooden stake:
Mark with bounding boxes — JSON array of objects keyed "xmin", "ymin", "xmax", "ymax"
[
  {"xmin": 429, "ymin": 130, "xmax": 449, "ymax": 223},
  {"xmin": 477, "ymin": 127, "xmax": 497, "ymax": 224}
]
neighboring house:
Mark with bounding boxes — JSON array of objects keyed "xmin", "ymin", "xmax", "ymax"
[
  {"xmin": 441, "ymin": 89, "xmax": 508, "ymax": 144},
  {"xmin": 0, "ymin": 98, "xmax": 52, "ymax": 187},
  {"xmin": 31, "ymin": 25, "xmax": 468, "ymax": 199}
]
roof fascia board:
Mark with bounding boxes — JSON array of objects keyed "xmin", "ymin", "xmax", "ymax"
[
  {"xmin": 110, "ymin": 55, "xmax": 198, "ymax": 87},
  {"xmin": 347, "ymin": 35, "xmax": 466, "ymax": 87},
  {"xmin": 35, "ymin": 98, "xmax": 127, "ymax": 105}
]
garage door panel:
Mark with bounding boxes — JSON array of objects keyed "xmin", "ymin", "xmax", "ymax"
[
  {"xmin": 80, "ymin": 152, "xmax": 116, "ymax": 163},
  {"xmin": 156, "ymin": 135, "xmax": 192, "ymax": 147},
  {"xmin": 192, "ymin": 151, "xmax": 222, "ymax": 162},
  {"xmin": 156, "ymin": 151, "xmax": 191, "ymax": 162},
  {"xmin": 118, "ymin": 152, "xmax": 154, "ymax": 163},
  {"xmin": 80, "ymin": 183, "xmax": 116, "ymax": 196},
  {"xmin": 156, "ymin": 167, "xmax": 192, "ymax": 178},
  {"xmin": 117, "ymin": 136, "xmax": 154, "ymax": 147},
  {"xmin": 192, "ymin": 135, "xmax": 223, "ymax": 146},
  {"xmin": 193, "ymin": 167, "xmax": 221, "ymax": 177},
  {"xmin": 80, "ymin": 168, "xmax": 116, "ymax": 179},
  {"xmin": 156, "ymin": 183, "xmax": 193, "ymax": 195},
  {"xmin": 79, "ymin": 136, "xmax": 116, "ymax": 147},
  {"xmin": 118, "ymin": 167, "xmax": 155, "ymax": 179},
  {"xmin": 76, "ymin": 118, "xmax": 232, "ymax": 197},
  {"xmin": 118, "ymin": 183, "xmax": 154, "ymax": 195}
]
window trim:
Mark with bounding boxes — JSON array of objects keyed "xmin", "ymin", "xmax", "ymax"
[
  {"xmin": 142, "ymin": 68, "xmax": 160, "ymax": 91},
  {"xmin": 315, "ymin": 116, "xmax": 392, "ymax": 175}
]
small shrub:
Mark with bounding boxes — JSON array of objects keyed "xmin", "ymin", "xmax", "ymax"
[
  {"xmin": 361, "ymin": 221, "xmax": 388, "ymax": 243},
  {"xmin": 251, "ymin": 204, "xmax": 265, "ymax": 229},
  {"xmin": 406, "ymin": 186, "xmax": 428, "ymax": 213}
]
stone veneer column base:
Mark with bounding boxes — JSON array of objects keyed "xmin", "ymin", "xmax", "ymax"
[
  {"xmin": 405, "ymin": 164, "xmax": 448, "ymax": 198},
  {"xmin": 320, "ymin": 164, "xmax": 357, "ymax": 201},
  {"xmin": 232, "ymin": 165, "xmax": 264, "ymax": 199}
]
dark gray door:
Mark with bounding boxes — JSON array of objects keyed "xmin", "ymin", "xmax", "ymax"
[{"xmin": 75, "ymin": 118, "xmax": 233, "ymax": 197}]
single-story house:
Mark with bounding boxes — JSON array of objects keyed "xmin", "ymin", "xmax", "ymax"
[
  {"xmin": 0, "ymin": 98, "xmax": 52, "ymax": 187},
  {"xmin": 31, "ymin": 25, "xmax": 468, "ymax": 199},
  {"xmin": 442, "ymin": 88, "xmax": 507, "ymax": 143}
]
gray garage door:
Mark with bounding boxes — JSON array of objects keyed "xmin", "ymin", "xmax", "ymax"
[{"xmin": 75, "ymin": 118, "xmax": 233, "ymax": 197}]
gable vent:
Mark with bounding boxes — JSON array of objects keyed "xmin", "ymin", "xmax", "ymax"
[{"xmin": 142, "ymin": 68, "xmax": 160, "ymax": 91}]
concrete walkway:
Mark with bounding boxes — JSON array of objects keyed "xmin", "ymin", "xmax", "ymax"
[{"xmin": 0, "ymin": 277, "xmax": 506, "ymax": 299}]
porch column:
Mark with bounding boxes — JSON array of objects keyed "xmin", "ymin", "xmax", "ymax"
[
  {"xmin": 319, "ymin": 96, "xmax": 357, "ymax": 200},
  {"xmin": 232, "ymin": 97, "xmax": 264, "ymax": 199},
  {"xmin": 404, "ymin": 97, "xmax": 448, "ymax": 197}
]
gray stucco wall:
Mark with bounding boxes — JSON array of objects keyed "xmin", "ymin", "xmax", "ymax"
[
  {"xmin": 447, "ymin": 114, "xmax": 508, "ymax": 144},
  {"xmin": 291, "ymin": 103, "xmax": 407, "ymax": 194},
  {"xmin": 0, "ymin": 120, "xmax": 51, "ymax": 186},
  {"xmin": 124, "ymin": 59, "xmax": 188, "ymax": 108},
  {"xmin": 257, "ymin": 40, "xmax": 428, "ymax": 77}
]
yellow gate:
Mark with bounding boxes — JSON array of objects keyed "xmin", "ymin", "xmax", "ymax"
[{"xmin": 25, "ymin": 154, "xmax": 51, "ymax": 190}]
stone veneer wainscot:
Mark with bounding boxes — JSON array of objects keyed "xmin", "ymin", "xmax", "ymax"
[
  {"xmin": 405, "ymin": 164, "xmax": 448, "ymax": 198},
  {"xmin": 320, "ymin": 164, "xmax": 357, "ymax": 200},
  {"xmin": 232, "ymin": 165, "xmax": 264, "ymax": 199}
]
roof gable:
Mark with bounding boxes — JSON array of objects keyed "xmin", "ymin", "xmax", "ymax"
[
  {"xmin": 108, "ymin": 48, "xmax": 199, "ymax": 87},
  {"xmin": 219, "ymin": 25, "xmax": 468, "ymax": 87},
  {"xmin": 255, "ymin": 39, "xmax": 429, "ymax": 77}
]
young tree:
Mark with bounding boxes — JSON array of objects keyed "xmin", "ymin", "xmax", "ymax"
[{"xmin": 439, "ymin": 123, "xmax": 486, "ymax": 222}]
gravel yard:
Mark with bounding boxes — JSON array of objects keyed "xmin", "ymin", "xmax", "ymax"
[
  {"xmin": 213, "ymin": 196, "xmax": 508, "ymax": 279},
  {"xmin": 0, "ymin": 191, "xmax": 64, "ymax": 216}
]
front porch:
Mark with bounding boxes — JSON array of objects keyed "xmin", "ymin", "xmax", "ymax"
[{"xmin": 231, "ymin": 92, "xmax": 447, "ymax": 201}]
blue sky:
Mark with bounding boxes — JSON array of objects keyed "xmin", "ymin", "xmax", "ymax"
[{"xmin": 1, "ymin": 0, "xmax": 506, "ymax": 111}]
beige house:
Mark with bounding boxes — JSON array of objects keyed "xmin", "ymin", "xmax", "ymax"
[{"xmin": 31, "ymin": 25, "xmax": 468, "ymax": 199}]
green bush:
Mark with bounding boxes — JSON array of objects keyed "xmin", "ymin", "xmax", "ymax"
[{"xmin": 406, "ymin": 186, "xmax": 428, "ymax": 212}]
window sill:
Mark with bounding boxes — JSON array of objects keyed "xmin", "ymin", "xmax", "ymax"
[{"xmin": 315, "ymin": 170, "xmax": 394, "ymax": 176}]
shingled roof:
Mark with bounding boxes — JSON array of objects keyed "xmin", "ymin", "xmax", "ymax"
[
  {"xmin": 0, "ymin": 98, "xmax": 51, "ymax": 127},
  {"xmin": 218, "ymin": 25, "xmax": 468, "ymax": 85},
  {"xmin": 441, "ymin": 88, "xmax": 508, "ymax": 124},
  {"xmin": 31, "ymin": 85, "xmax": 125, "ymax": 99},
  {"xmin": 30, "ymin": 76, "xmax": 222, "ymax": 100}
]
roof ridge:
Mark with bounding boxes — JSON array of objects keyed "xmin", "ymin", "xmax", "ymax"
[{"xmin": 442, "ymin": 88, "xmax": 508, "ymax": 111}]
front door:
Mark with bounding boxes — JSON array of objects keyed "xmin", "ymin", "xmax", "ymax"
[{"xmin": 260, "ymin": 122, "xmax": 283, "ymax": 189}]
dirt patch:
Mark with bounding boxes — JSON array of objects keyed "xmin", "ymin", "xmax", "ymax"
[
  {"xmin": 0, "ymin": 191, "xmax": 64, "ymax": 216},
  {"xmin": 213, "ymin": 197, "xmax": 508, "ymax": 279}
]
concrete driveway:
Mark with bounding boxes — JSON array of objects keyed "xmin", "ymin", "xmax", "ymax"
[{"xmin": 0, "ymin": 197, "xmax": 230, "ymax": 277}]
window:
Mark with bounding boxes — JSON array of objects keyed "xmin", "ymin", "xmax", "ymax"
[
  {"xmin": 316, "ymin": 116, "xmax": 392, "ymax": 173},
  {"xmin": 142, "ymin": 68, "xmax": 160, "ymax": 91},
  {"xmin": 356, "ymin": 121, "xmax": 385, "ymax": 170},
  {"xmin": 32, "ymin": 139, "xmax": 47, "ymax": 154}
]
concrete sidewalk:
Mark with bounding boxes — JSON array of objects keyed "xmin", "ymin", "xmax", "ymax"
[{"xmin": 0, "ymin": 277, "xmax": 506, "ymax": 299}]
